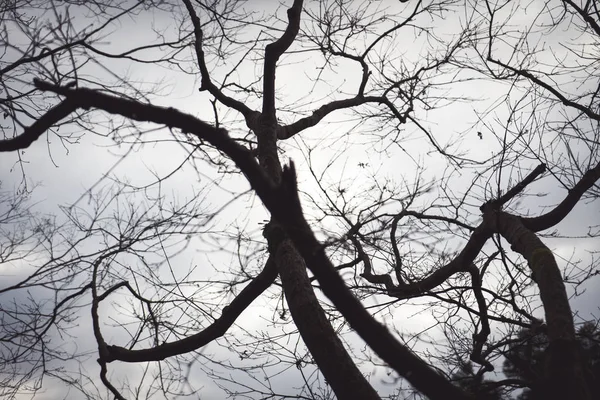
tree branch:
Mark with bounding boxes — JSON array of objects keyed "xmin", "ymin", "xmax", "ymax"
[
  {"xmin": 273, "ymin": 163, "xmax": 472, "ymax": 400},
  {"xmin": 521, "ymin": 161, "xmax": 600, "ymax": 232},
  {"xmin": 181, "ymin": 0, "xmax": 257, "ymax": 119},
  {"xmin": 562, "ymin": 0, "xmax": 600, "ymax": 37},
  {"xmin": 0, "ymin": 99, "xmax": 77, "ymax": 152},
  {"xmin": 278, "ymin": 95, "xmax": 409, "ymax": 140},
  {"xmin": 262, "ymin": 0, "xmax": 303, "ymax": 119},
  {"xmin": 480, "ymin": 163, "xmax": 547, "ymax": 212},
  {"xmin": 487, "ymin": 57, "xmax": 600, "ymax": 122},
  {"xmin": 106, "ymin": 257, "xmax": 277, "ymax": 363},
  {"xmin": 33, "ymin": 79, "xmax": 471, "ymax": 400}
]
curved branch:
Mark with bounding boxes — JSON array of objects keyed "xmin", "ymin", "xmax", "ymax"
[
  {"xmin": 362, "ymin": 0, "xmax": 422, "ymax": 57},
  {"xmin": 181, "ymin": 0, "xmax": 256, "ymax": 119},
  {"xmin": 91, "ymin": 258, "xmax": 126, "ymax": 400},
  {"xmin": 0, "ymin": 98, "xmax": 77, "ymax": 152},
  {"xmin": 487, "ymin": 57, "xmax": 600, "ymax": 122},
  {"xmin": 390, "ymin": 213, "xmax": 405, "ymax": 284},
  {"xmin": 352, "ymin": 236, "xmax": 396, "ymax": 290},
  {"xmin": 521, "ymin": 161, "xmax": 600, "ymax": 232},
  {"xmin": 32, "ymin": 79, "xmax": 471, "ymax": 400},
  {"xmin": 466, "ymin": 263, "xmax": 493, "ymax": 373},
  {"xmin": 106, "ymin": 257, "xmax": 277, "ymax": 363},
  {"xmin": 387, "ymin": 223, "xmax": 491, "ymax": 299},
  {"xmin": 279, "ymin": 95, "xmax": 409, "ymax": 139}
]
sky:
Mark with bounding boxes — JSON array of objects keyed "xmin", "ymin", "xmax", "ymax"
[{"xmin": 1, "ymin": 0, "xmax": 599, "ymax": 399}]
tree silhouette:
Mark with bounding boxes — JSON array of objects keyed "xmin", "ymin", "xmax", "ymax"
[
  {"xmin": 451, "ymin": 361, "xmax": 507, "ymax": 400},
  {"xmin": 503, "ymin": 322, "xmax": 600, "ymax": 400},
  {"xmin": 1, "ymin": 1, "xmax": 599, "ymax": 399}
]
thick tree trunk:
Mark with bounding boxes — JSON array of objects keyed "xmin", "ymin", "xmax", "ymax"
[
  {"xmin": 256, "ymin": 120, "xmax": 380, "ymax": 400},
  {"xmin": 487, "ymin": 210, "xmax": 590, "ymax": 400}
]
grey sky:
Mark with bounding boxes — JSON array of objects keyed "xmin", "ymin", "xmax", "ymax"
[{"xmin": 1, "ymin": 0, "xmax": 599, "ymax": 399}]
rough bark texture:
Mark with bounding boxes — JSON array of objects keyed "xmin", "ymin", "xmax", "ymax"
[{"xmin": 487, "ymin": 210, "xmax": 590, "ymax": 400}]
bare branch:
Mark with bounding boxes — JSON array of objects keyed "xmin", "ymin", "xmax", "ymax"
[
  {"xmin": 181, "ymin": 0, "xmax": 257, "ymax": 119},
  {"xmin": 106, "ymin": 257, "xmax": 277, "ymax": 363},
  {"xmin": 0, "ymin": 99, "xmax": 77, "ymax": 152},
  {"xmin": 262, "ymin": 0, "xmax": 304, "ymax": 119}
]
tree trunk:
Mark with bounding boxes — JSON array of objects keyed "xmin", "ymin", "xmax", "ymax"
[
  {"xmin": 487, "ymin": 210, "xmax": 590, "ymax": 400},
  {"xmin": 257, "ymin": 120, "xmax": 380, "ymax": 400}
]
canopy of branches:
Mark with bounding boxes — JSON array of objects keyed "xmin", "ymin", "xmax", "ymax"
[{"xmin": 1, "ymin": 1, "xmax": 599, "ymax": 399}]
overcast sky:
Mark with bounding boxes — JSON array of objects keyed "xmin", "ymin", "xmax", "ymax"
[{"xmin": 1, "ymin": 1, "xmax": 599, "ymax": 399}]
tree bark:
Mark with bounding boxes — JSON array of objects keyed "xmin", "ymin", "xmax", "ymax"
[
  {"xmin": 256, "ymin": 117, "xmax": 380, "ymax": 399},
  {"xmin": 270, "ymin": 229, "xmax": 381, "ymax": 399},
  {"xmin": 486, "ymin": 210, "xmax": 590, "ymax": 400}
]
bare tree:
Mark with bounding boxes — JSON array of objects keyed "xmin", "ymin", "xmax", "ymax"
[{"xmin": 1, "ymin": 1, "xmax": 598, "ymax": 399}]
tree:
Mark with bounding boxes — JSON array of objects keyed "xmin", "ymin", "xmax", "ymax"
[
  {"xmin": 448, "ymin": 323, "xmax": 600, "ymax": 400},
  {"xmin": 450, "ymin": 361, "xmax": 507, "ymax": 400},
  {"xmin": 1, "ymin": 0, "xmax": 599, "ymax": 399},
  {"xmin": 502, "ymin": 322, "xmax": 600, "ymax": 400}
]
